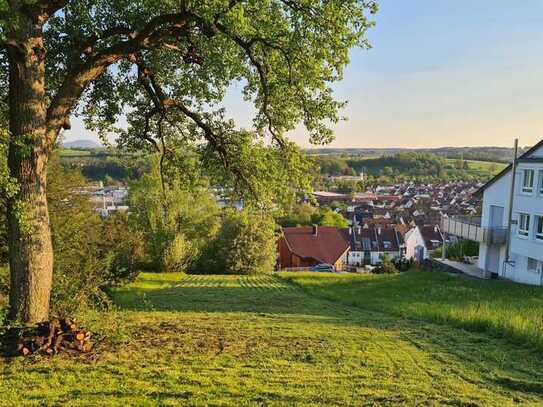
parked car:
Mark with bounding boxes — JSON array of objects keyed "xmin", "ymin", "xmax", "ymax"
[{"xmin": 310, "ymin": 263, "xmax": 334, "ymax": 272}]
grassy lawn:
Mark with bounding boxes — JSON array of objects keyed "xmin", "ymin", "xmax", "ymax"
[
  {"xmin": 279, "ymin": 270, "xmax": 543, "ymax": 349},
  {"xmin": 1, "ymin": 272, "xmax": 543, "ymax": 405},
  {"xmin": 444, "ymin": 158, "xmax": 507, "ymax": 174},
  {"xmin": 58, "ymin": 148, "xmax": 92, "ymax": 156}
]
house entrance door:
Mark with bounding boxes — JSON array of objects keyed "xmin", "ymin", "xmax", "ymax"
[{"xmin": 486, "ymin": 245, "xmax": 500, "ymax": 274}]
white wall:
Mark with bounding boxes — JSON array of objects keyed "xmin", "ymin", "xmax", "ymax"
[
  {"xmin": 504, "ymin": 254, "xmax": 543, "ymax": 285},
  {"xmin": 479, "ymin": 172, "xmax": 509, "ymax": 275},
  {"xmin": 404, "ymin": 227, "xmax": 427, "ymax": 260},
  {"xmin": 479, "ymin": 143, "xmax": 543, "ymax": 285},
  {"xmin": 347, "ymin": 250, "xmax": 401, "ymax": 265},
  {"xmin": 347, "ymin": 251, "xmax": 363, "ymax": 266}
]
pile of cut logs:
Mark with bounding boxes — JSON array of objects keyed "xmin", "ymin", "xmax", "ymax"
[{"xmin": 16, "ymin": 317, "xmax": 93, "ymax": 356}]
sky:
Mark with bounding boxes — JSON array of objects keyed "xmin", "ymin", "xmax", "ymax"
[{"xmin": 64, "ymin": 0, "xmax": 543, "ymax": 149}]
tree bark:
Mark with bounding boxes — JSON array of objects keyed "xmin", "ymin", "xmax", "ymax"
[{"xmin": 6, "ymin": 12, "xmax": 53, "ymax": 324}]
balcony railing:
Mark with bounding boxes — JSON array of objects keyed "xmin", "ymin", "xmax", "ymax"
[{"xmin": 441, "ymin": 216, "xmax": 507, "ymax": 245}]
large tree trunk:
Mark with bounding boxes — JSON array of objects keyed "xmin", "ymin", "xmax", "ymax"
[{"xmin": 6, "ymin": 14, "xmax": 53, "ymax": 324}]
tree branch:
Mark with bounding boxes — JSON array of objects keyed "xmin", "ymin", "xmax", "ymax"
[
  {"xmin": 45, "ymin": 12, "xmax": 194, "ymax": 149},
  {"xmin": 20, "ymin": 0, "xmax": 69, "ymax": 18},
  {"xmin": 189, "ymin": 14, "xmax": 286, "ymax": 147},
  {"xmin": 76, "ymin": 26, "xmax": 135, "ymax": 57}
]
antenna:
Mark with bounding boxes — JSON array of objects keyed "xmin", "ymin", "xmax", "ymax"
[{"xmin": 504, "ymin": 138, "xmax": 518, "ymax": 267}]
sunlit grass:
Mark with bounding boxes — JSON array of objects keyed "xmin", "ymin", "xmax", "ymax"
[
  {"xmin": 1, "ymin": 272, "xmax": 543, "ymax": 405},
  {"xmin": 278, "ymin": 270, "xmax": 543, "ymax": 349},
  {"xmin": 444, "ymin": 158, "xmax": 507, "ymax": 174}
]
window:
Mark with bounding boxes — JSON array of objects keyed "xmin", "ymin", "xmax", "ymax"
[
  {"xmin": 518, "ymin": 213, "xmax": 530, "ymax": 237},
  {"xmin": 528, "ymin": 258, "xmax": 541, "ymax": 273},
  {"xmin": 536, "ymin": 216, "xmax": 543, "ymax": 241},
  {"xmin": 539, "ymin": 170, "xmax": 543, "ymax": 195},
  {"xmin": 522, "ymin": 169, "xmax": 535, "ymax": 193}
]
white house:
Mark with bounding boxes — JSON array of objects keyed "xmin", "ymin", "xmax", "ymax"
[
  {"xmin": 403, "ymin": 226, "xmax": 427, "ymax": 261},
  {"xmin": 476, "ymin": 139, "xmax": 543, "ymax": 285},
  {"xmin": 345, "ymin": 226, "xmax": 405, "ymax": 266}
]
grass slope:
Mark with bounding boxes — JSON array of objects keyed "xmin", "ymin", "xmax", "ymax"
[
  {"xmin": 279, "ymin": 271, "xmax": 543, "ymax": 349},
  {"xmin": 1, "ymin": 272, "xmax": 542, "ymax": 406}
]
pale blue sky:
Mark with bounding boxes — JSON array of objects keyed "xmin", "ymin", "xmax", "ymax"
[{"xmin": 65, "ymin": 0, "xmax": 543, "ymax": 149}]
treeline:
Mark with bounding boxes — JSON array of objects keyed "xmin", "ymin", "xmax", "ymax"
[
  {"xmin": 315, "ymin": 152, "xmax": 497, "ymax": 186},
  {"xmin": 348, "ymin": 152, "xmax": 446, "ymax": 175},
  {"xmin": 308, "ymin": 146, "xmax": 519, "ymax": 163},
  {"xmin": 61, "ymin": 156, "xmax": 150, "ymax": 184}
]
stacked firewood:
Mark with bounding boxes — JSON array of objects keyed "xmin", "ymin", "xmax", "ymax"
[{"xmin": 16, "ymin": 317, "xmax": 93, "ymax": 356}]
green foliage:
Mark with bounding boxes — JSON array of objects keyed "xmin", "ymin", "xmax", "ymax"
[
  {"xmin": 61, "ymin": 155, "xmax": 150, "ymax": 183},
  {"xmin": 314, "ymin": 156, "xmax": 355, "ymax": 176},
  {"xmin": 0, "ymin": 133, "xmax": 8, "ymax": 265},
  {"xmin": 373, "ymin": 253, "xmax": 398, "ymax": 274},
  {"xmin": 47, "ymin": 155, "xmax": 144, "ymax": 314},
  {"xmin": 128, "ymin": 156, "xmax": 221, "ymax": 272},
  {"xmin": 3, "ymin": 0, "xmax": 378, "ymax": 320},
  {"xmin": 431, "ymin": 239, "xmax": 479, "ymax": 260},
  {"xmin": 315, "ymin": 152, "xmax": 502, "ymax": 186},
  {"xmin": 277, "ymin": 203, "xmax": 318, "ymax": 227},
  {"xmin": 1, "ymin": 0, "xmax": 378, "ymax": 205},
  {"xmin": 0, "ymin": 153, "xmax": 145, "ymax": 315},
  {"xmin": 194, "ymin": 209, "xmax": 277, "ymax": 275},
  {"xmin": 317, "ymin": 208, "xmax": 349, "ymax": 228},
  {"xmin": 163, "ymin": 234, "xmax": 198, "ymax": 273},
  {"xmin": 0, "ymin": 265, "xmax": 8, "ymax": 319},
  {"xmin": 100, "ymin": 212, "xmax": 146, "ymax": 285},
  {"xmin": 333, "ymin": 179, "xmax": 361, "ymax": 194},
  {"xmin": 277, "ymin": 203, "xmax": 348, "ymax": 228}
]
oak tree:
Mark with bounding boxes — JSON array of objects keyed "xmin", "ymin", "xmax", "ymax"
[{"xmin": 0, "ymin": 0, "xmax": 376, "ymax": 322}]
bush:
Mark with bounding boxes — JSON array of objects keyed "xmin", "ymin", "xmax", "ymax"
[
  {"xmin": 194, "ymin": 209, "xmax": 277, "ymax": 275},
  {"xmin": 431, "ymin": 240, "xmax": 479, "ymax": 261},
  {"xmin": 163, "ymin": 234, "xmax": 197, "ymax": 273},
  {"xmin": 48, "ymin": 156, "xmax": 144, "ymax": 315},
  {"xmin": 0, "ymin": 266, "xmax": 8, "ymax": 318},
  {"xmin": 373, "ymin": 254, "xmax": 398, "ymax": 274},
  {"xmin": 128, "ymin": 158, "xmax": 220, "ymax": 272},
  {"xmin": 101, "ymin": 212, "xmax": 145, "ymax": 285}
]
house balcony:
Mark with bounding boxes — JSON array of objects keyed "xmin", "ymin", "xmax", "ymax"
[{"xmin": 440, "ymin": 216, "xmax": 507, "ymax": 245}]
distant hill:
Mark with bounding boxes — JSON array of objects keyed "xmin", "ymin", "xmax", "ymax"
[
  {"xmin": 63, "ymin": 139, "xmax": 102, "ymax": 149},
  {"xmin": 305, "ymin": 146, "xmax": 522, "ymax": 163}
]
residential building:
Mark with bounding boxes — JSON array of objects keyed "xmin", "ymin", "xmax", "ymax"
[
  {"xmin": 278, "ymin": 226, "xmax": 350, "ymax": 271},
  {"xmin": 345, "ymin": 225, "xmax": 405, "ymax": 266},
  {"xmin": 475, "ymin": 140, "xmax": 543, "ymax": 285},
  {"xmin": 402, "ymin": 226, "xmax": 427, "ymax": 261},
  {"xmin": 419, "ymin": 225, "xmax": 444, "ymax": 253}
]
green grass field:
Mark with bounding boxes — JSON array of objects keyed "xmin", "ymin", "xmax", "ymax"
[
  {"xmin": 444, "ymin": 158, "xmax": 507, "ymax": 173},
  {"xmin": 279, "ymin": 271, "xmax": 543, "ymax": 350},
  {"xmin": 2, "ymin": 272, "xmax": 543, "ymax": 405},
  {"xmin": 58, "ymin": 148, "xmax": 93, "ymax": 156}
]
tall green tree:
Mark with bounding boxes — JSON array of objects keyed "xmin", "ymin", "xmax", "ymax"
[
  {"xmin": 128, "ymin": 156, "xmax": 221, "ymax": 272},
  {"xmin": 0, "ymin": 130, "xmax": 8, "ymax": 265},
  {"xmin": 317, "ymin": 208, "xmax": 349, "ymax": 228},
  {"xmin": 1, "ymin": 0, "xmax": 376, "ymax": 322}
]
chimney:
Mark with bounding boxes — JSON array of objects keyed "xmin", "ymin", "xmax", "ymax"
[{"xmin": 312, "ymin": 225, "xmax": 318, "ymax": 236}]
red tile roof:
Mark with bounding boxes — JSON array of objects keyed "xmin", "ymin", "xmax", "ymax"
[{"xmin": 282, "ymin": 226, "xmax": 350, "ymax": 265}]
